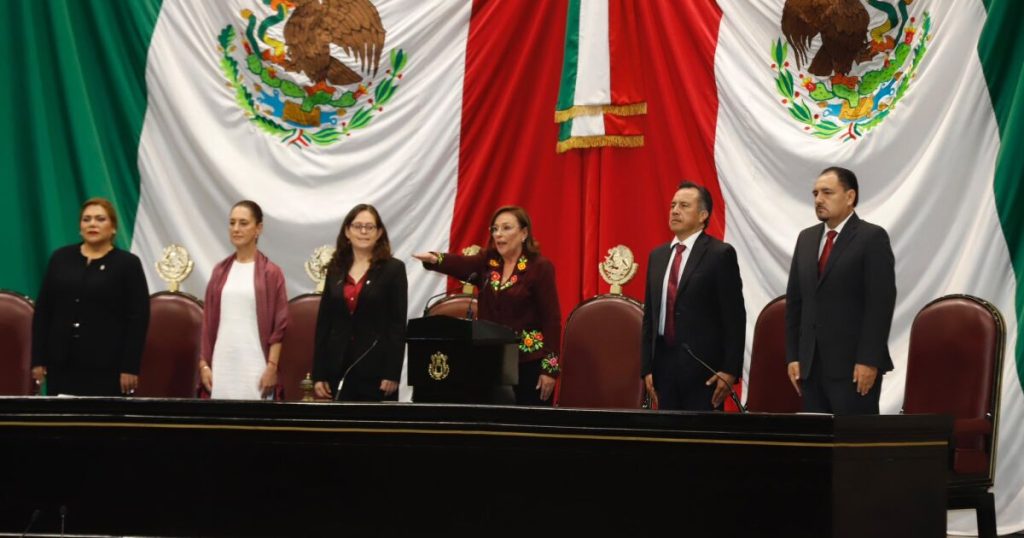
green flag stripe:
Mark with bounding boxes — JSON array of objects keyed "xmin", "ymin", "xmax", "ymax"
[
  {"xmin": 555, "ymin": 0, "xmax": 582, "ymax": 113},
  {"xmin": 0, "ymin": 0, "xmax": 162, "ymax": 297},
  {"xmin": 980, "ymin": 0, "xmax": 1024, "ymax": 388}
]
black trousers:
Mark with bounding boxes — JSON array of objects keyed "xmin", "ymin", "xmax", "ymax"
[
  {"xmin": 47, "ymin": 345, "xmax": 122, "ymax": 397},
  {"xmin": 652, "ymin": 339, "xmax": 718, "ymax": 412},
  {"xmin": 802, "ymin": 352, "xmax": 882, "ymax": 415}
]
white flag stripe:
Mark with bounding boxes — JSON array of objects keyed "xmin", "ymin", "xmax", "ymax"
[
  {"xmin": 573, "ymin": 0, "xmax": 610, "ymax": 107},
  {"xmin": 571, "ymin": 114, "xmax": 606, "ymax": 137}
]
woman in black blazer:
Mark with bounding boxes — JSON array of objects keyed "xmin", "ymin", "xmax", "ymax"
[
  {"xmin": 31, "ymin": 197, "xmax": 150, "ymax": 396},
  {"xmin": 312, "ymin": 204, "xmax": 407, "ymax": 401}
]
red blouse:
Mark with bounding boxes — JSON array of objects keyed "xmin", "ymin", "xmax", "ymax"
[{"xmin": 343, "ymin": 273, "xmax": 367, "ymax": 314}]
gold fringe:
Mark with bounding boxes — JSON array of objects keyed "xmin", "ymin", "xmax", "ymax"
[
  {"xmin": 554, "ymin": 102, "xmax": 647, "ymax": 123},
  {"xmin": 556, "ymin": 135, "xmax": 644, "ymax": 153}
]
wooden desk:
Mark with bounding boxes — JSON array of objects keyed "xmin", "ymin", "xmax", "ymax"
[{"xmin": 0, "ymin": 398, "xmax": 950, "ymax": 537}]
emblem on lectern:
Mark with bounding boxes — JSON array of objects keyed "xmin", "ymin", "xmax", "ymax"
[
  {"xmin": 305, "ymin": 245, "xmax": 336, "ymax": 293},
  {"xmin": 428, "ymin": 352, "xmax": 450, "ymax": 381},
  {"xmin": 155, "ymin": 244, "xmax": 194, "ymax": 292},
  {"xmin": 598, "ymin": 245, "xmax": 638, "ymax": 295}
]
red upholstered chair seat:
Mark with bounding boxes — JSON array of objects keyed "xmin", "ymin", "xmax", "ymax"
[
  {"xmin": 557, "ymin": 295, "xmax": 643, "ymax": 409},
  {"xmin": 137, "ymin": 292, "xmax": 203, "ymax": 398},
  {"xmin": 746, "ymin": 296, "xmax": 801, "ymax": 413},
  {"xmin": 0, "ymin": 291, "xmax": 34, "ymax": 396},
  {"xmin": 278, "ymin": 294, "xmax": 321, "ymax": 401}
]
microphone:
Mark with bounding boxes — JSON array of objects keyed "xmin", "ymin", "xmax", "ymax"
[
  {"xmin": 59, "ymin": 505, "xmax": 67, "ymax": 538},
  {"xmin": 334, "ymin": 338, "xmax": 380, "ymax": 401},
  {"xmin": 21, "ymin": 509, "xmax": 41, "ymax": 537},
  {"xmin": 464, "ymin": 272, "xmax": 478, "ymax": 320},
  {"xmin": 422, "ymin": 289, "xmax": 451, "ymax": 317},
  {"xmin": 681, "ymin": 343, "xmax": 747, "ymax": 413}
]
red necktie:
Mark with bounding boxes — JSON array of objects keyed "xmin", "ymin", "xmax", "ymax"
[
  {"xmin": 818, "ymin": 230, "xmax": 837, "ymax": 275},
  {"xmin": 663, "ymin": 244, "xmax": 686, "ymax": 344}
]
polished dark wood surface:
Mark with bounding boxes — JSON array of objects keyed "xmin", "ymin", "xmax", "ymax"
[{"xmin": 0, "ymin": 398, "xmax": 951, "ymax": 537}]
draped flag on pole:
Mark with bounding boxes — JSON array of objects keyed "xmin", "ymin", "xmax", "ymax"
[
  {"xmin": 4, "ymin": 0, "xmax": 1023, "ymax": 533},
  {"xmin": 554, "ymin": 0, "xmax": 646, "ymax": 152}
]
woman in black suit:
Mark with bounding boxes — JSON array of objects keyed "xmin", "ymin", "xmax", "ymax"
[
  {"xmin": 31, "ymin": 197, "xmax": 150, "ymax": 396},
  {"xmin": 312, "ymin": 204, "xmax": 407, "ymax": 401}
]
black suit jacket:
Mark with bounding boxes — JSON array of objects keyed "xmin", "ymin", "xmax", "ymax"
[
  {"xmin": 785, "ymin": 213, "xmax": 896, "ymax": 380},
  {"xmin": 31, "ymin": 245, "xmax": 150, "ymax": 375},
  {"xmin": 312, "ymin": 258, "xmax": 408, "ymax": 388},
  {"xmin": 641, "ymin": 233, "xmax": 746, "ymax": 380}
]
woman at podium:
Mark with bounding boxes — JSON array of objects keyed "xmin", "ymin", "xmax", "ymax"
[
  {"xmin": 414, "ymin": 206, "xmax": 561, "ymax": 406},
  {"xmin": 312, "ymin": 204, "xmax": 407, "ymax": 401},
  {"xmin": 198, "ymin": 201, "xmax": 290, "ymax": 400},
  {"xmin": 31, "ymin": 197, "xmax": 150, "ymax": 396}
]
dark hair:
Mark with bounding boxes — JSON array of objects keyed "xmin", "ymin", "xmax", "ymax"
[
  {"xmin": 80, "ymin": 197, "xmax": 119, "ymax": 232},
  {"xmin": 676, "ymin": 181, "xmax": 713, "ymax": 229},
  {"xmin": 330, "ymin": 204, "xmax": 393, "ymax": 274},
  {"xmin": 232, "ymin": 200, "xmax": 264, "ymax": 223},
  {"xmin": 819, "ymin": 166, "xmax": 859, "ymax": 206},
  {"xmin": 487, "ymin": 205, "xmax": 540, "ymax": 255}
]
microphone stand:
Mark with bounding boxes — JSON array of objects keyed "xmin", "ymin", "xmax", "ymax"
[
  {"xmin": 682, "ymin": 343, "xmax": 747, "ymax": 413},
  {"xmin": 334, "ymin": 339, "xmax": 379, "ymax": 401},
  {"xmin": 463, "ymin": 272, "xmax": 478, "ymax": 320},
  {"xmin": 21, "ymin": 509, "xmax": 41, "ymax": 538}
]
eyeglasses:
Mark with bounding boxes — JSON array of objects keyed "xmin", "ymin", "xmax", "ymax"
[
  {"xmin": 489, "ymin": 224, "xmax": 519, "ymax": 234},
  {"xmin": 349, "ymin": 223, "xmax": 378, "ymax": 233}
]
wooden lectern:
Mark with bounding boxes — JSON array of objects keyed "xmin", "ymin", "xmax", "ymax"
[{"xmin": 406, "ymin": 316, "xmax": 518, "ymax": 404}]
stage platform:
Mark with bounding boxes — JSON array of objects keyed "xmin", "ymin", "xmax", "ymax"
[{"xmin": 0, "ymin": 398, "xmax": 951, "ymax": 537}]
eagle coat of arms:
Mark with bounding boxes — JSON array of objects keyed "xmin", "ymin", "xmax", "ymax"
[
  {"xmin": 217, "ymin": 0, "xmax": 408, "ymax": 148},
  {"xmin": 770, "ymin": 0, "xmax": 932, "ymax": 141}
]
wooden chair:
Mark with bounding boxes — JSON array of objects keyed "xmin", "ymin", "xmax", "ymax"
[
  {"xmin": 556, "ymin": 294, "xmax": 644, "ymax": 408},
  {"xmin": 903, "ymin": 294, "xmax": 1004, "ymax": 538},
  {"xmin": 424, "ymin": 293, "xmax": 477, "ymax": 320},
  {"xmin": 137, "ymin": 292, "xmax": 204, "ymax": 398},
  {"xmin": 278, "ymin": 293, "xmax": 321, "ymax": 401},
  {"xmin": 0, "ymin": 290, "xmax": 35, "ymax": 395},
  {"xmin": 745, "ymin": 296, "xmax": 801, "ymax": 413}
]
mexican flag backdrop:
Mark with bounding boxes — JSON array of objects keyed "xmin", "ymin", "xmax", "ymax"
[{"xmin": 2, "ymin": 1, "xmax": 1021, "ymax": 532}]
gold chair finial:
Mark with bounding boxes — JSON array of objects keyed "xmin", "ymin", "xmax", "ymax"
[{"xmin": 156, "ymin": 244, "xmax": 194, "ymax": 293}]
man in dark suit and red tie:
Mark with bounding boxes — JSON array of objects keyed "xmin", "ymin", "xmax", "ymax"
[
  {"xmin": 785, "ymin": 167, "xmax": 897, "ymax": 415},
  {"xmin": 641, "ymin": 181, "xmax": 746, "ymax": 411}
]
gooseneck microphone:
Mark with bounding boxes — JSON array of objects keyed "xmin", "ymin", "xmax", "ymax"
[
  {"xmin": 422, "ymin": 289, "xmax": 451, "ymax": 316},
  {"xmin": 463, "ymin": 272, "xmax": 478, "ymax": 319},
  {"xmin": 59, "ymin": 505, "xmax": 67, "ymax": 538},
  {"xmin": 334, "ymin": 338, "xmax": 380, "ymax": 401},
  {"xmin": 21, "ymin": 508, "xmax": 41, "ymax": 537},
  {"xmin": 681, "ymin": 343, "xmax": 747, "ymax": 413}
]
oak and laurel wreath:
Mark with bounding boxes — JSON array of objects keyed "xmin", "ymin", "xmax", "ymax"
[
  {"xmin": 217, "ymin": 24, "xmax": 408, "ymax": 147},
  {"xmin": 769, "ymin": 11, "xmax": 931, "ymax": 141}
]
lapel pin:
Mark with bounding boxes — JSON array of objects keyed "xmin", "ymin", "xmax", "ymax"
[{"xmin": 100, "ymin": 264, "xmax": 106, "ymax": 271}]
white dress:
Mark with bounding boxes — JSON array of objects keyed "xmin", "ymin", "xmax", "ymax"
[{"xmin": 210, "ymin": 261, "xmax": 267, "ymax": 400}]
